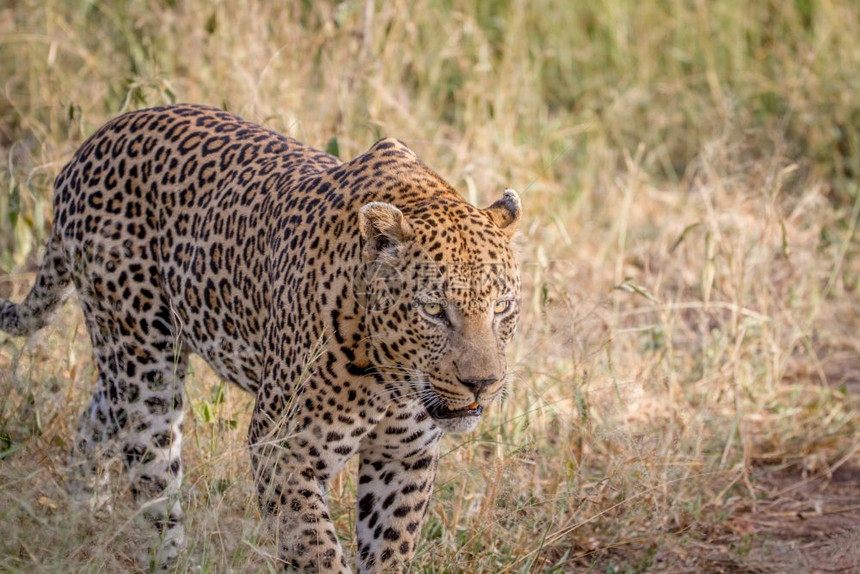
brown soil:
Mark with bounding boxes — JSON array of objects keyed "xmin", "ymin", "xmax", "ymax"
[{"xmin": 584, "ymin": 462, "xmax": 860, "ymax": 573}]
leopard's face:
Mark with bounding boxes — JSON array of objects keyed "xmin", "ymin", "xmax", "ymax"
[
  {"xmin": 405, "ymin": 258, "xmax": 520, "ymax": 432},
  {"xmin": 359, "ymin": 190, "xmax": 522, "ymax": 432}
]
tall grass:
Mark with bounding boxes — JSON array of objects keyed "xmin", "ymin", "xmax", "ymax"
[{"xmin": 1, "ymin": 0, "xmax": 858, "ymax": 571}]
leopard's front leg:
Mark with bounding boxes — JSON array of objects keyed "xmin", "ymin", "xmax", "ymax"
[
  {"xmin": 249, "ymin": 401, "xmax": 357, "ymax": 573},
  {"xmin": 356, "ymin": 409, "xmax": 443, "ymax": 573},
  {"xmin": 252, "ymin": 453, "xmax": 348, "ymax": 572}
]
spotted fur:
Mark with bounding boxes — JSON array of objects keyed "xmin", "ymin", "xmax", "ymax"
[{"xmin": 0, "ymin": 104, "xmax": 522, "ymax": 572}]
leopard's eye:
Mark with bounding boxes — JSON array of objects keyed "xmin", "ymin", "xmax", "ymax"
[
  {"xmin": 422, "ymin": 302, "xmax": 444, "ymax": 317},
  {"xmin": 494, "ymin": 299, "xmax": 511, "ymax": 314}
]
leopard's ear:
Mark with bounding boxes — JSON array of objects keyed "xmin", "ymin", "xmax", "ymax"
[
  {"xmin": 359, "ymin": 202, "xmax": 413, "ymax": 260},
  {"xmin": 483, "ymin": 189, "xmax": 521, "ymax": 239}
]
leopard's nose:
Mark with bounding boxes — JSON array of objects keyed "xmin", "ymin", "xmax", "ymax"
[{"xmin": 458, "ymin": 377, "xmax": 498, "ymax": 399}]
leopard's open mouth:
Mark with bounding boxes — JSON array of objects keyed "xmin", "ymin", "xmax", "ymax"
[{"xmin": 426, "ymin": 402, "xmax": 484, "ymax": 420}]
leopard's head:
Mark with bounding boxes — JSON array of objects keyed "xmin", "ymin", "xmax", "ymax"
[{"xmin": 356, "ymin": 147, "xmax": 521, "ymax": 432}]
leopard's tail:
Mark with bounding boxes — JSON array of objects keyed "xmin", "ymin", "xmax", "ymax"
[{"xmin": 1, "ymin": 234, "xmax": 73, "ymax": 337}]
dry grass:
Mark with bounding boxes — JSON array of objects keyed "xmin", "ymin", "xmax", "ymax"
[{"xmin": 1, "ymin": 0, "xmax": 859, "ymax": 572}]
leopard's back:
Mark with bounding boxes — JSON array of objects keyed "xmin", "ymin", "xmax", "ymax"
[{"xmin": 53, "ymin": 104, "xmax": 340, "ymax": 391}]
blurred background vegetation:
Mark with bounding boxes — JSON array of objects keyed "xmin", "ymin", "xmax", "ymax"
[{"xmin": 1, "ymin": 0, "xmax": 858, "ymax": 572}]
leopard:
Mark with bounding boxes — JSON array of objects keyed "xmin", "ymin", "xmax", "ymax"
[{"xmin": 0, "ymin": 104, "xmax": 522, "ymax": 572}]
